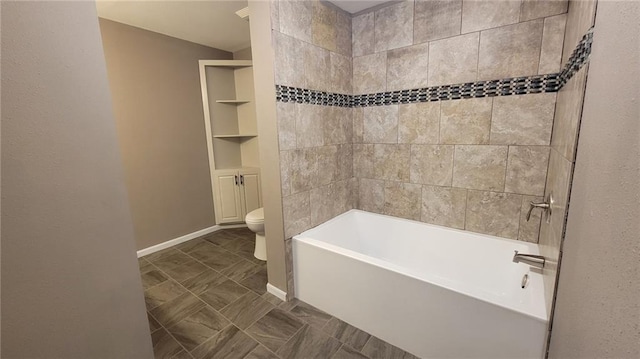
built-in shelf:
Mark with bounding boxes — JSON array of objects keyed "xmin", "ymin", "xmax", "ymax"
[
  {"xmin": 200, "ymin": 60, "xmax": 252, "ymax": 69},
  {"xmin": 213, "ymin": 134, "xmax": 258, "ymax": 138},
  {"xmin": 216, "ymin": 100, "xmax": 251, "ymax": 104}
]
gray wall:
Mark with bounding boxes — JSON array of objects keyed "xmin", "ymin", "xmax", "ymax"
[
  {"xmin": 548, "ymin": 1, "xmax": 640, "ymax": 357},
  {"xmin": 99, "ymin": 19, "xmax": 232, "ymax": 250},
  {"xmin": 1, "ymin": 2, "xmax": 152, "ymax": 357}
]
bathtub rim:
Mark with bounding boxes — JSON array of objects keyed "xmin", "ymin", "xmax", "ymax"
[{"xmin": 293, "ymin": 209, "xmax": 548, "ymax": 324}]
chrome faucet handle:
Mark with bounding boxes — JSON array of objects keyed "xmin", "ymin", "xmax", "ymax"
[
  {"xmin": 525, "ymin": 193, "xmax": 554, "ymax": 222},
  {"xmin": 513, "ymin": 250, "xmax": 546, "ymax": 268},
  {"xmin": 526, "ymin": 201, "xmax": 549, "ymax": 221}
]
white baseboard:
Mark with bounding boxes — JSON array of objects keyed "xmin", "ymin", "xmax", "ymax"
[
  {"xmin": 137, "ymin": 223, "xmax": 247, "ymax": 258},
  {"xmin": 266, "ymin": 283, "xmax": 288, "ymax": 301}
]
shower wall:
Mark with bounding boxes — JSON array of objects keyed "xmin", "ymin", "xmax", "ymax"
[
  {"xmin": 268, "ymin": 0, "xmax": 595, "ymax": 299},
  {"xmin": 270, "ymin": 0, "xmax": 354, "ymax": 295},
  {"xmin": 538, "ymin": 0, "xmax": 597, "ymax": 318},
  {"xmin": 351, "ymin": 0, "xmax": 569, "ymax": 241}
]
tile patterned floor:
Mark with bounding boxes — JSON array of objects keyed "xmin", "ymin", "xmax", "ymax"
[{"xmin": 140, "ymin": 228, "xmax": 419, "ymax": 359}]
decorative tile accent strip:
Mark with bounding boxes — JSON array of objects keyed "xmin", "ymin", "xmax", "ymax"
[
  {"xmin": 275, "ymin": 86, "xmax": 352, "ymax": 107},
  {"xmin": 276, "ymin": 28, "xmax": 593, "ymax": 107},
  {"xmin": 559, "ymin": 27, "xmax": 593, "ymax": 86}
]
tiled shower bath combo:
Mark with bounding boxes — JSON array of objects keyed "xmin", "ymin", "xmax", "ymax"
[{"xmin": 271, "ymin": 0, "xmax": 597, "ymax": 358}]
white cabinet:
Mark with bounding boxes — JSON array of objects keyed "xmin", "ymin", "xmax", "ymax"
[
  {"xmin": 213, "ymin": 168, "xmax": 262, "ymax": 224},
  {"xmin": 199, "ymin": 60, "xmax": 263, "ymax": 225}
]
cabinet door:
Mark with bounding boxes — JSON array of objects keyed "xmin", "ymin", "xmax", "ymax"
[
  {"xmin": 213, "ymin": 170, "xmax": 243, "ymax": 224},
  {"xmin": 239, "ymin": 169, "xmax": 262, "ymax": 215}
]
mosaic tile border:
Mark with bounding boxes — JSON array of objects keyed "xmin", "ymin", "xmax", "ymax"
[{"xmin": 276, "ymin": 28, "xmax": 593, "ymax": 107}]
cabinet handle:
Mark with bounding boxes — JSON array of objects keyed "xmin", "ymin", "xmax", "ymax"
[
  {"xmin": 240, "ymin": 175, "xmax": 244, "ymax": 185},
  {"xmin": 234, "ymin": 175, "xmax": 238, "ymax": 186}
]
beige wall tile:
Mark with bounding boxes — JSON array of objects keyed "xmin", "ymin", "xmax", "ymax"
[
  {"xmin": 539, "ymin": 148, "xmax": 573, "ymax": 250},
  {"xmin": 518, "ymin": 195, "xmax": 543, "ymax": 243},
  {"xmin": 324, "ymin": 107, "xmax": 352, "ymax": 145},
  {"xmin": 461, "ymin": 0, "xmax": 521, "ymax": 33},
  {"xmin": 374, "ymin": 1, "xmax": 413, "ymax": 52},
  {"xmin": 358, "ymin": 178, "xmax": 385, "ymax": 213},
  {"xmin": 288, "ymin": 148, "xmax": 317, "ymax": 195},
  {"xmin": 303, "ymin": 42, "xmax": 330, "ymax": 92},
  {"xmin": 478, "ymin": 20, "xmax": 543, "ymax": 80},
  {"xmin": 352, "ymin": 12, "xmax": 374, "ymax": 57},
  {"xmin": 353, "ymin": 107, "xmax": 364, "ymax": 143},
  {"xmin": 279, "ymin": 0, "xmax": 313, "ymax": 42},
  {"xmin": 330, "ymin": 52, "xmax": 352, "ymax": 95},
  {"xmin": 561, "ymin": 0, "xmax": 596, "ymax": 65},
  {"xmin": 428, "ymin": 33, "xmax": 479, "ymax": 86},
  {"xmin": 310, "ymin": 180, "xmax": 352, "ymax": 227},
  {"xmin": 310, "ymin": 184, "xmax": 334, "ymax": 227},
  {"xmin": 387, "ymin": 42, "xmax": 430, "ymax": 91},
  {"xmin": 280, "ymin": 150, "xmax": 292, "ymax": 196},
  {"xmin": 374, "ymin": 144, "xmax": 411, "ymax": 182},
  {"xmin": 349, "ymin": 177, "xmax": 359, "ymax": 209},
  {"xmin": 505, "ymin": 145, "xmax": 550, "ymax": 196},
  {"xmin": 354, "ymin": 144, "xmax": 375, "ymax": 179},
  {"xmin": 273, "ymin": 32, "xmax": 305, "ymax": 88},
  {"xmin": 363, "ymin": 105, "xmax": 398, "ymax": 144},
  {"xmin": 440, "ymin": 97, "xmax": 492, "ymax": 144},
  {"xmin": 384, "ymin": 181, "xmax": 422, "ymax": 221},
  {"xmin": 283, "ymin": 191, "xmax": 311, "ymax": 238},
  {"xmin": 398, "ymin": 102, "xmax": 440, "ymax": 144},
  {"xmin": 539, "ymin": 14, "xmax": 567, "ymax": 74},
  {"xmin": 335, "ymin": 10, "xmax": 352, "ymax": 57},
  {"xmin": 465, "ymin": 190, "xmax": 522, "ymax": 239},
  {"xmin": 414, "ymin": 0, "xmax": 462, "ymax": 43},
  {"xmin": 490, "ymin": 92, "xmax": 556, "ymax": 145},
  {"xmin": 410, "ymin": 145, "xmax": 454, "ymax": 186},
  {"xmin": 551, "ymin": 66, "xmax": 587, "ymax": 161},
  {"xmin": 315, "ymin": 145, "xmax": 338, "ymax": 187},
  {"xmin": 276, "ymin": 102, "xmax": 296, "ymax": 151},
  {"xmin": 270, "ymin": 0, "xmax": 280, "ymax": 31},
  {"xmin": 453, "ymin": 145, "xmax": 508, "ymax": 191},
  {"xmin": 353, "ymin": 52, "xmax": 386, "ymax": 94},
  {"xmin": 295, "ymin": 103, "xmax": 324, "ymax": 148},
  {"xmin": 520, "ymin": 0, "xmax": 568, "ymax": 21},
  {"xmin": 312, "ymin": 1, "xmax": 337, "ymax": 52},
  {"xmin": 337, "ymin": 144, "xmax": 353, "ymax": 180},
  {"xmin": 421, "ymin": 185, "xmax": 467, "ymax": 229}
]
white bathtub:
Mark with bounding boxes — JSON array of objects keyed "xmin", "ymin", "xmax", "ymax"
[{"xmin": 292, "ymin": 210, "xmax": 548, "ymax": 359}]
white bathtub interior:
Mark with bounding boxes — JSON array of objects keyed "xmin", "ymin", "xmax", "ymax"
[{"xmin": 293, "ymin": 210, "xmax": 548, "ymax": 359}]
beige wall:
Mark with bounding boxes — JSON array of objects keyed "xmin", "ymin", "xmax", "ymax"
[
  {"xmin": 548, "ymin": 1, "xmax": 640, "ymax": 357},
  {"xmin": 99, "ymin": 19, "xmax": 232, "ymax": 250},
  {"xmin": 1, "ymin": 2, "xmax": 152, "ymax": 357},
  {"xmin": 234, "ymin": 47, "xmax": 253, "ymax": 60},
  {"xmin": 248, "ymin": 1, "xmax": 288, "ymax": 293}
]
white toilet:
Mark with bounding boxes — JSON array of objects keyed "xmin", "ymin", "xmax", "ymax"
[{"xmin": 245, "ymin": 207, "xmax": 267, "ymax": 261}]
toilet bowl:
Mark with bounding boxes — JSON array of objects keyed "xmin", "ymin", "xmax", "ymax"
[{"xmin": 245, "ymin": 207, "xmax": 267, "ymax": 261}]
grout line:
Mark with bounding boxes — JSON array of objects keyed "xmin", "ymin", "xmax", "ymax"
[
  {"xmin": 360, "ymin": 334, "xmax": 374, "ymax": 355},
  {"xmin": 144, "ymin": 261, "xmax": 205, "ymax": 357},
  {"xmin": 329, "ymin": 343, "xmax": 345, "ymax": 359}
]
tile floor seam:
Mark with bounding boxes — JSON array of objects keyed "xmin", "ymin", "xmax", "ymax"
[
  {"xmin": 271, "ymin": 322, "xmax": 308, "ymax": 358},
  {"xmin": 242, "ymin": 329, "xmax": 286, "ymax": 359},
  {"xmin": 147, "ymin": 304, "xmax": 195, "ymax": 358},
  {"xmin": 329, "ymin": 343, "xmax": 346, "ymax": 359},
  {"xmin": 144, "ymin": 259, "xmax": 230, "ymax": 357},
  {"xmin": 187, "ymin": 322, "xmax": 235, "ymax": 357}
]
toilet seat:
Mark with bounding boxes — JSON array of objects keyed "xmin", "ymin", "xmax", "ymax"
[{"xmin": 245, "ymin": 207, "xmax": 264, "ymax": 225}]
